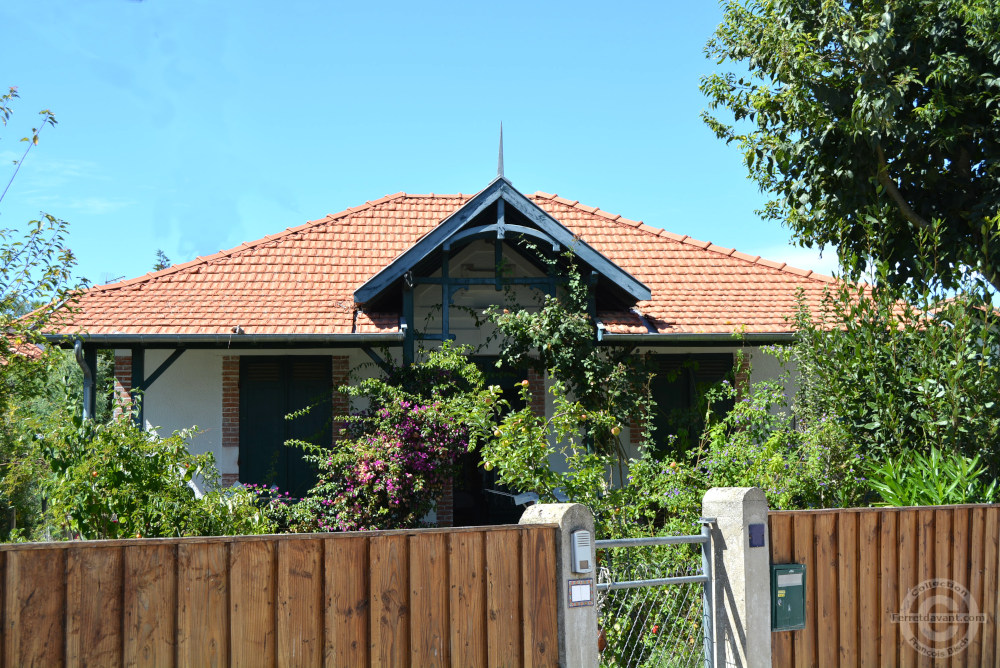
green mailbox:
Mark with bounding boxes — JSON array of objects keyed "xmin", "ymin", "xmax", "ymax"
[{"xmin": 771, "ymin": 563, "xmax": 806, "ymax": 631}]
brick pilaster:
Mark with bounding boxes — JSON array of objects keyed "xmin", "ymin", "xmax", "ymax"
[
  {"xmin": 222, "ymin": 356, "xmax": 239, "ymax": 449},
  {"xmin": 436, "ymin": 477, "xmax": 454, "ymax": 528},
  {"xmin": 113, "ymin": 354, "xmax": 132, "ymax": 417},
  {"xmin": 331, "ymin": 355, "xmax": 350, "ymax": 442},
  {"xmin": 527, "ymin": 367, "xmax": 545, "ymax": 417},
  {"xmin": 734, "ymin": 352, "xmax": 751, "ymax": 401}
]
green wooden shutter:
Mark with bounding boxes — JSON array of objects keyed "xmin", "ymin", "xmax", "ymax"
[{"xmin": 239, "ymin": 356, "xmax": 331, "ymax": 497}]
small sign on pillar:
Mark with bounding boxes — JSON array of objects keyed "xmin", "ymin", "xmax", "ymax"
[
  {"xmin": 749, "ymin": 522, "xmax": 766, "ymax": 548},
  {"xmin": 568, "ymin": 578, "xmax": 594, "ymax": 607}
]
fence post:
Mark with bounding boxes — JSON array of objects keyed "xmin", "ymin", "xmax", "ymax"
[
  {"xmin": 520, "ymin": 503, "xmax": 598, "ymax": 668},
  {"xmin": 702, "ymin": 487, "xmax": 771, "ymax": 668}
]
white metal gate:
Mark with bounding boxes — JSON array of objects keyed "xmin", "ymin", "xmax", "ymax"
[{"xmin": 595, "ymin": 518, "xmax": 715, "ymax": 668}]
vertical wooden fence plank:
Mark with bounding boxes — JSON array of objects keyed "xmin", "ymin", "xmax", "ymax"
[
  {"xmin": 66, "ymin": 546, "xmax": 123, "ymax": 667},
  {"xmin": 899, "ymin": 509, "xmax": 919, "ymax": 668},
  {"xmin": 409, "ymin": 532, "xmax": 448, "ymax": 668},
  {"xmin": 792, "ymin": 513, "xmax": 816, "ymax": 668},
  {"xmin": 931, "ymin": 509, "xmax": 952, "ymax": 668},
  {"xmin": 858, "ymin": 511, "xmax": 881, "ymax": 668},
  {"xmin": 5, "ymin": 548, "xmax": 66, "ymax": 667},
  {"xmin": 949, "ymin": 509, "xmax": 969, "ymax": 668},
  {"xmin": 177, "ymin": 542, "xmax": 229, "ymax": 667},
  {"xmin": 370, "ymin": 533, "xmax": 409, "ymax": 668},
  {"xmin": 838, "ymin": 512, "xmax": 859, "ymax": 668},
  {"xmin": 124, "ymin": 543, "xmax": 177, "ymax": 667},
  {"xmin": 966, "ymin": 508, "xmax": 986, "ymax": 667},
  {"xmin": 230, "ymin": 540, "xmax": 276, "ymax": 668},
  {"xmin": 450, "ymin": 530, "xmax": 486, "ymax": 668},
  {"xmin": 486, "ymin": 529, "xmax": 522, "ymax": 668},
  {"xmin": 769, "ymin": 513, "xmax": 793, "ymax": 668},
  {"xmin": 521, "ymin": 526, "xmax": 557, "ymax": 668},
  {"xmin": 815, "ymin": 512, "xmax": 839, "ymax": 668},
  {"xmin": 7, "ymin": 548, "xmax": 66, "ymax": 667},
  {"xmin": 277, "ymin": 539, "xmax": 324, "ymax": 668},
  {"xmin": 326, "ymin": 536, "xmax": 369, "ymax": 668},
  {"xmin": 982, "ymin": 507, "xmax": 999, "ymax": 668},
  {"xmin": 880, "ymin": 510, "xmax": 900, "ymax": 668},
  {"xmin": 0, "ymin": 551, "xmax": 5, "ymax": 667},
  {"xmin": 917, "ymin": 509, "xmax": 936, "ymax": 668}
]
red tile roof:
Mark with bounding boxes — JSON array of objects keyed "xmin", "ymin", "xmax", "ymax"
[{"xmin": 51, "ymin": 192, "xmax": 838, "ymax": 337}]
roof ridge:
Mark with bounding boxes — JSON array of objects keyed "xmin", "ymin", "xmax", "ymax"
[
  {"xmin": 87, "ymin": 192, "xmax": 416, "ymax": 294},
  {"xmin": 530, "ymin": 191, "xmax": 839, "ymax": 285}
]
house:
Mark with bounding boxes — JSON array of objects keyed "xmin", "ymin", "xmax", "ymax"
[{"xmin": 46, "ymin": 174, "xmax": 836, "ymax": 525}]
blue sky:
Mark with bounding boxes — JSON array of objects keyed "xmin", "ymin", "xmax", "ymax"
[{"xmin": 0, "ymin": 0, "xmax": 838, "ymax": 287}]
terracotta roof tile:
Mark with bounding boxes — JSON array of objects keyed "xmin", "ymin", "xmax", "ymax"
[{"xmin": 53, "ymin": 191, "xmax": 838, "ymax": 338}]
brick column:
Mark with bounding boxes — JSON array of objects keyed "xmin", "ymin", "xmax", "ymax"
[
  {"xmin": 527, "ymin": 367, "xmax": 545, "ymax": 417},
  {"xmin": 222, "ymin": 356, "xmax": 239, "ymax": 449},
  {"xmin": 113, "ymin": 354, "xmax": 132, "ymax": 418},
  {"xmin": 436, "ymin": 478, "xmax": 454, "ymax": 528},
  {"xmin": 221, "ymin": 356, "xmax": 240, "ymax": 487},
  {"xmin": 734, "ymin": 352, "xmax": 751, "ymax": 401},
  {"xmin": 331, "ymin": 355, "xmax": 350, "ymax": 442}
]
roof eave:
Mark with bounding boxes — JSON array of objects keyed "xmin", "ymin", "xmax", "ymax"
[
  {"xmin": 44, "ymin": 332, "xmax": 405, "ymax": 349},
  {"xmin": 598, "ymin": 332, "xmax": 797, "ymax": 346}
]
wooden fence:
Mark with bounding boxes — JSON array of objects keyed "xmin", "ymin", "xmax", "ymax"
[
  {"xmin": 769, "ymin": 505, "xmax": 1000, "ymax": 667},
  {"xmin": 0, "ymin": 524, "xmax": 559, "ymax": 667}
]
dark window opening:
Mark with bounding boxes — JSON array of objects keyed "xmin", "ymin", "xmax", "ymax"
[{"xmin": 650, "ymin": 353, "xmax": 735, "ymax": 458}]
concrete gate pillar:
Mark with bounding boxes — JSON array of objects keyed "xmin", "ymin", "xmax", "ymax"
[{"xmin": 703, "ymin": 487, "xmax": 772, "ymax": 668}]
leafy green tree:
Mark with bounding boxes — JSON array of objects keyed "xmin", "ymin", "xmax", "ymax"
[
  {"xmin": 793, "ymin": 276, "xmax": 1000, "ymax": 472},
  {"xmin": 702, "ymin": 1, "xmax": 1000, "ymax": 292},
  {"xmin": 487, "ymin": 257, "xmax": 654, "ymax": 461},
  {"xmin": 0, "ymin": 88, "xmax": 80, "ymax": 538}
]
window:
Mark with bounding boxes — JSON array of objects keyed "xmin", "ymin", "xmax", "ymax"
[{"xmin": 239, "ymin": 356, "xmax": 332, "ymax": 497}]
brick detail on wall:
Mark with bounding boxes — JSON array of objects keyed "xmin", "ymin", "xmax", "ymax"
[
  {"xmin": 222, "ymin": 356, "xmax": 239, "ymax": 448},
  {"xmin": 527, "ymin": 367, "xmax": 545, "ymax": 417},
  {"xmin": 734, "ymin": 352, "xmax": 751, "ymax": 401},
  {"xmin": 220, "ymin": 473, "xmax": 239, "ymax": 487},
  {"xmin": 436, "ymin": 477, "xmax": 454, "ymax": 528},
  {"xmin": 331, "ymin": 355, "xmax": 350, "ymax": 442},
  {"xmin": 112, "ymin": 354, "xmax": 132, "ymax": 418}
]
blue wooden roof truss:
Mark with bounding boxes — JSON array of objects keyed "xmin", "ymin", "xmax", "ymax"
[{"xmin": 353, "ymin": 178, "xmax": 651, "ymax": 363}]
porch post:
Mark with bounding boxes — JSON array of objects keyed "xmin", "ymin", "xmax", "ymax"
[
  {"xmin": 130, "ymin": 346, "xmax": 144, "ymax": 428},
  {"xmin": 520, "ymin": 503, "xmax": 599, "ymax": 668},
  {"xmin": 702, "ymin": 487, "xmax": 772, "ymax": 668}
]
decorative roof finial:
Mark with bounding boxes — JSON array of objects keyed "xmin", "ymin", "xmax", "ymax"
[{"xmin": 497, "ymin": 122, "xmax": 504, "ymax": 179}]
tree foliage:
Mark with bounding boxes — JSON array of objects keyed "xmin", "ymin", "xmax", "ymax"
[
  {"xmin": 702, "ymin": 0, "xmax": 1000, "ymax": 292},
  {"xmin": 793, "ymin": 276, "xmax": 1000, "ymax": 472}
]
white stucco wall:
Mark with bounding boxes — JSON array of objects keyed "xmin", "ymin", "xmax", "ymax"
[{"xmin": 136, "ymin": 347, "xmax": 371, "ymax": 478}]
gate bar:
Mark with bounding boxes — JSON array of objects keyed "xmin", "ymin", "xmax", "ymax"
[
  {"xmin": 597, "ymin": 573, "xmax": 708, "ymax": 591},
  {"xmin": 595, "ymin": 534, "xmax": 707, "ymax": 548},
  {"xmin": 701, "ymin": 517, "xmax": 715, "ymax": 668}
]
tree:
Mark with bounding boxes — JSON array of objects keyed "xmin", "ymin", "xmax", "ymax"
[
  {"xmin": 0, "ymin": 88, "xmax": 79, "ymax": 538},
  {"xmin": 152, "ymin": 249, "xmax": 170, "ymax": 272},
  {"xmin": 792, "ymin": 276, "xmax": 1000, "ymax": 473},
  {"xmin": 702, "ymin": 1, "xmax": 1000, "ymax": 292}
]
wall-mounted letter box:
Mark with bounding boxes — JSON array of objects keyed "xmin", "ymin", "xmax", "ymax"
[{"xmin": 771, "ymin": 563, "xmax": 806, "ymax": 631}]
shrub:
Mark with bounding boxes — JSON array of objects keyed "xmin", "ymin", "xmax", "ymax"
[
  {"xmin": 27, "ymin": 406, "xmax": 273, "ymax": 540},
  {"xmin": 866, "ymin": 446, "xmax": 998, "ymax": 507}
]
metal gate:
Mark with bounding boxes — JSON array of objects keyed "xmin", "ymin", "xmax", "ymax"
[{"xmin": 595, "ymin": 518, "xmax": 715, "ymax": 668}]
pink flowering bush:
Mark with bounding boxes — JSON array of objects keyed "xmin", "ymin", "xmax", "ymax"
[
  {"xmin": 307, "ymin": 401, "xmax": 470, "ymax": 531},
  {"xmin": 290, "ymin": 343, "xmax": 496, "ymax": 532}
]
